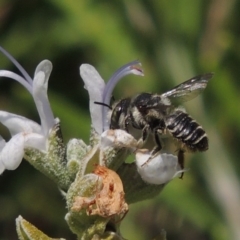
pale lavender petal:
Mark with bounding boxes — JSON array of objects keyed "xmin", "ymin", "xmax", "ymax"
[
  {"xmin": 0, "ymin": 70, "xmax": 32, "ymax": 93},
  {"xmin": 32, "ymin": 60, "xmax": 55, "ymax": 136},
  {"xmin": 103, "ymin": 60, "xmax": 143, "ymax": 107},
  {"xmin": 0, "ymin": 111, "xmax": 41, "ymax": 136},
  {"xmin": 0, "ymin": 46, "xmax": 33, "ymax": 85},
  {"xmin": 102, "ymin": 61, "xmax": 144, "ymax": 131},
  {"xmin": 80, "ymin": 64, "xmax": 105, "ymax": 135},
  {"xmin": 0, "ymin": 133, "xmax": 25, "ymax": 170}
]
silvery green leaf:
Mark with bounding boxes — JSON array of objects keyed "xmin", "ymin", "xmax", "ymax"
[
  {"xmin": 66, "ymin": 138, "xmax": 90, "ymax": 179},
  {"xmin": 16, "ymin": 215, "xmax": 65, "ymax": 240}
]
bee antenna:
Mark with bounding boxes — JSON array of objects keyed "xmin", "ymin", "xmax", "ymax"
[{"xmin": 94, "ymin": 101, "xmax": 112, "ymax": 110}]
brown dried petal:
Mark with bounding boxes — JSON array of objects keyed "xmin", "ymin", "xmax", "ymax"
[{"xmin": 72, "ymin": 165, "xmax": 128, "ymax": 220}]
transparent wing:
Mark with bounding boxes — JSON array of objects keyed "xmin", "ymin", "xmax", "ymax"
[{"xmin": 161, "ymin": 73, "xmax": 214, "ymax": 102}]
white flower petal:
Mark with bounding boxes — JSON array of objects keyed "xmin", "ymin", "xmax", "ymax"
[
  {"xmin": 34, "ymin": 60, "xmax": 52, "ymax": 84},
  {"xmin": 24, "ymin": 132, "xmax": 46, "ymax": 151},
  {"xmin": 0, "ymin": 160, "xmax": 4, "ymax": 174},
  {"xmin": 0, "ymin": 111, "xmax": 41, "ymax": 135},
  {"xmin": 80, "ymin": 64, "xmax": 105, "ymax": 135},
  {"xmin": 0, "ymin": 135, "xmax": 6, "ymax": 151},
  {"xmin": 0, "ymin": 133, "xmax": 25, "ymax": 170},
  {"xmin": 135, "ymin": 150, "xmax": 184, "ymax": 184},
  {"xmin": 32, "ymin": 60, "xmax": 55, "ymax": 137}
]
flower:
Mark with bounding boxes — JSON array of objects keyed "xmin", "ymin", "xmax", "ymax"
[
  {"xmin": 80, "ymin": 60, "xmax": 144, "ymax": 134},
  {"xmin": 76, "ymin": 61, "xmax": 143, "ymax": 173},
  {"xmin": 0, "ymin": 47, "xmax": 57, "ymax": 174}
]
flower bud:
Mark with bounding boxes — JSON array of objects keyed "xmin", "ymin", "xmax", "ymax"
[{"xmin": 135, "ymin": 149, "xmax": 185, "ymax": 185}]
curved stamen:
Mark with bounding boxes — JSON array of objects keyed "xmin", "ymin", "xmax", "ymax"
[
  {"xmin": 0, "ymin": 70, "xmax": 32, "ymax": 94},
  {"xmin": 102, "ymin": 60, "xmax": 144, "ymax": 131},
  {"xmin": 0, "ymin": 46, "xmax": 33, "ymax": 85},
  {"xmin": 0, "ymin": 47, "xmax": 55, "ymax": 138}
]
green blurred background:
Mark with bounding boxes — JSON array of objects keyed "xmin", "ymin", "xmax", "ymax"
[{"xmin": 0, "ymin": 0, "xmax": 240, "ymax": 239}]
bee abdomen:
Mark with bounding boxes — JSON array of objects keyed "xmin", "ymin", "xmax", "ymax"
[{"xmin": 166, "ymin": 111, "xmax": 208, "ymax": 151}]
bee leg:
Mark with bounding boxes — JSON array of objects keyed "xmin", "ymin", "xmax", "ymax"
[
  {"xmin": 137, "ymin": 125, "xmax": 149, "ymax": 148},
  {"xmin": 124, "ymin": 115, "xmax": 130, "ymax": 132},
  {"xmin": 178, "ymin": 149, "xmax": 185, "ymax": 179},
  {"xmin": 141, "ymin": 129, "xmax": 162, "ymax": 166},
  {"xmin": 150, "ymin": 130, "xmax": 163, "ymax": 157},
  {"xmin": 142, "ymin": 125, "xmax": 149, "ymax": 142}
]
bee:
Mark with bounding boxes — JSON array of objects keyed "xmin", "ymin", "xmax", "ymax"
[{"xmin": 96, "ymin": 73, "xmax": 213, "ymax": 177}]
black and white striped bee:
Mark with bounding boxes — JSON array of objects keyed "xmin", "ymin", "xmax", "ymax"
[{"xmin": 108, "ymin": 73, "xmax": 213, "ymax": 176}]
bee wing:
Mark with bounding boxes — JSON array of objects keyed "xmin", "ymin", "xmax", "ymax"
[{"xmin": 161, "ymin": 73, "xmax": 213, "ymax": 102}]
